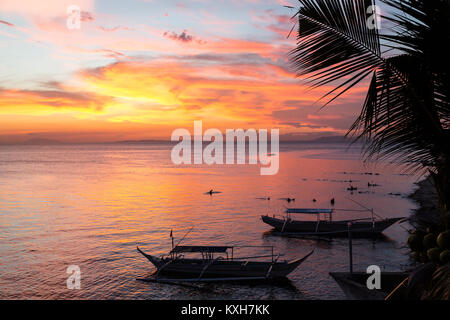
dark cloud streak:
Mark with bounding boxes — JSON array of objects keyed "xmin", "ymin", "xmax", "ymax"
[
  {"xmin": 163, "ymin": 30, "xmax": 198, "ymax": 43},
  {"xmin": 0, "ymin": 19, "xmax": 15, "ymax": 27}
]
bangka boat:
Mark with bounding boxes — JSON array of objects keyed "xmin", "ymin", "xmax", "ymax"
[
  {"xmin": 329, "ymin": 272, "xmax": 408, "ymax": 300},
  {"xmin": 137, "ymin": 245, "xmax": 314, "ymax": 282},
  {"xmin": 261, "ymin": 208, "xmax": 405, "ymax": 236}
]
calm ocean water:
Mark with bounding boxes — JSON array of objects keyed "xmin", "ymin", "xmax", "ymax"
[{"xmin": 0, "ymin": 143, "xmax": 419, "ymax": 299}]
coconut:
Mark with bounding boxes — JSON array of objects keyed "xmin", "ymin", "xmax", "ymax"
[
  {"xmin": 412, "ymin": 229, "xmax": 426, "ymax": 236},
  {"xmin": 423, "ymin": 233, "xmax": 437, "ymax": 249},
  {"xmin": 436, "ymin": 231, "xmax": 450, "ymax": 250},
  {"xmin": 440, "ymin": 250, "xmax": 450, "ymax": 264},
  {"xmin": 420, "ymin": 251, "xmax": 429, "ymax": 263},
  {"xmin": 408, "ymin": 234, "xmax": 423, "ymax": 251},
  {"xmin": 412, "ymin": 251, "xmax": 421, "ymax": 262},
  {"xmin": 427, "ymin": 247, "xmax": 441, "ymax": 263}
]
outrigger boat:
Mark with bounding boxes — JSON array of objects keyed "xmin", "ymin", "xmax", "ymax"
[
  {"xmin": 262, "ymin": 208, "xmax": 405, "ymax": 237},
  {"xmin": 137, "ymin": 245, "xmax": 314, "ymax": 282}
]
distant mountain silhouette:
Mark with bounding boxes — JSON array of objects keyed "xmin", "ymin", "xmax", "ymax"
[
  {"xmin": 113, "ymin": 139, "xmax": 171, "ymax": 144},
  {"xmin": 277, "ymin": 135, "xmax": 351, "ymax": 143},
  {"xmin": 305, "ymin": 135, "xmax": 350, "ymax": 143},
  {"xmin": 0, "ymin": 135, "xmax": 351, "ymax": 145},
  {"xmin": 113, "ymin": 136, "xmax": 351, "ymax": 144},
  {"xmin": 22, "ymin": 138, "xmax": 64, "ymax": 145}
]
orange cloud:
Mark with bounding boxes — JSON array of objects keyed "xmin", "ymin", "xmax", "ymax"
[
  {"xmin": 0, "ymin": 0, "xmax": 372, "ymax": 144},
  {"xmin": 0, "ymin": 87, "xmax": 110, "ymax": 114},
  {"xmin": 0, "ymin": 46, "xmax": 370, "ymax": 142},
  {"xmin": 0, "ymin": 49, "xmax": 369, "ymax": 143},
  {"xmin": 76, "ymin": 57, "xmax": 354, "ymax": 127}
]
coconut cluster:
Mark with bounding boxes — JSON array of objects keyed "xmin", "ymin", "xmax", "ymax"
[{"xmin": 408, "ymin": 229, "xmax": 450, "ymax": 265}]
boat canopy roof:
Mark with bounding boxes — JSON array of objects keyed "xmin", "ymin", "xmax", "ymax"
[
  {"xmin": 286, "ymin": 208, "xmax": 333, "ymax": 214},
  {"xmin": 170, "ymin": 245, "xmax": 233, "ymax": 253}
]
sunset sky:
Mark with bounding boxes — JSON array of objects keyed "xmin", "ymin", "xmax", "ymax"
[{"xmin": 0, "ymin": 0, "xmax": 371, "ymax": 143}]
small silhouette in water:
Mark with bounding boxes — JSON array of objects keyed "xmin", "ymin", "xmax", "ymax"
[
  {"xmin": 256, "ymin": 197, "xmax": 271, "ymax": 200},
  {"xmin": 205, "ymin": 189, "xmax": 222, "ymax": 195},
  {"xmin": 368, "ymin": 182, "xmax": 380, "ymax": 187},
  {"xmin": 312, "ymin": 198, "xmax": 317, "ymax": 202},
  {"xmin": 347, "ymin": 186, "xmax": 358, "ymax": 191},
  {"xmin": 279, "ymin": 197, "xmax": 295, "ymax": 203},
  {"xmin": 330, "ymin": 198, "xmax": 335, "ymax": 205}
]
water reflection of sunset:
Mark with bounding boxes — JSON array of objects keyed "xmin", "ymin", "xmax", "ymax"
[{"xmin": 0, "ymin": 143, "xmax": 416, "ymax": 299}]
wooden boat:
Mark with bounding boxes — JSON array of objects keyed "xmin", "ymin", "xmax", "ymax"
[
  {"xmin": 137, "ymin": 245, "xmax": 314, "ymax": 282},
  {"xmin": 329, "ymin": 272, "xmax": 408, "ymax": 300},
  {"xmin": 261, "ymin": 208, "xmax": 405, "ymax": 236}
]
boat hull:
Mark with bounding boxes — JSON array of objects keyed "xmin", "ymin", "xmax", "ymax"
[
  {"xmin": 137, "ymin": 247, "xmax": 313, "ymax": 279},
  {"xmin": 151, "ymin": 259, "xmax": 299, "ymax": 278},
  {"xmin": 261, "ymin": 215, "xmax": 404, "ymax": 236}
]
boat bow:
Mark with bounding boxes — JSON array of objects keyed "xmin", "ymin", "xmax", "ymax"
[
  {"xmin": 288, "ymin": 249, "xmax": 314, "ymax": 269},
  {"xmin": 137, "ymin": 246, "xmax": 163, "ymax": 268}
]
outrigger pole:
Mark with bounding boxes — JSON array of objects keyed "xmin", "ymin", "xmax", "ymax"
[
  {"xmin": 345, "ymin": 197, "xmax": 383, "ymax": 220},
  {"xmin": 174, "ymin": 226, "xmax": 194, "ymax": 248},
  {"xmin": 345, "ymin": 196, "xmax": 410, "ymax": 232}
]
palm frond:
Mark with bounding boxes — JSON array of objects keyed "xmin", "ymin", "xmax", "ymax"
[
  {"xmin": 424, "ymin": 263, "xmax": 450, "ymax": 300},
  {"xmin": 349, "ymin": 54, "xmax": 447, "ymax": 173},
  {"xmin": 290, "ymin": 0, "xmax": 382, "ymax": 105},
  {"xmin": 290, "ymin": 0, "xmax": 450, "ymax": 176}
]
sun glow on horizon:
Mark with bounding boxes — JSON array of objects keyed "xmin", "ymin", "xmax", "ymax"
[{"xmin": 0, "ymin": 0, "xmax": 368, "ymax": 143}]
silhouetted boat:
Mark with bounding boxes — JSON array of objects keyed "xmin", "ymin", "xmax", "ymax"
[
  {"xmin": 329, "ymin": 272, "xmax": 408, "ymax": 300},
  {"xmin": 137, "ymin": 245, "xmax": 314, "ymax": 282},
  {"xmin": 261, "ymin": 208, "xmax": 405, "ymax": 236}
]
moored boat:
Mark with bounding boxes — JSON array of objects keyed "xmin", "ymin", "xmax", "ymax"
[
  {"xmin": 262, "ymin": 208, "xmax": 405, "ymax": 237},
  {"xmin": 137, "ymin": 244, "xmax": 314, "ymax": 282}
]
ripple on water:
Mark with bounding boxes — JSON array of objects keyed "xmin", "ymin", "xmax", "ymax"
[{"xmin": 0, "ymin": 143, "xmax": 417, "ymax": 299}]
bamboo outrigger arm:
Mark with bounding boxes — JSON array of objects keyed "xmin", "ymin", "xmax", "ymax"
[
  {"xmin": 265, "ymin": 254, "xmax": 281, "ymax": 278},
  {"xmin": 197, "ymin": 257, "xmax": 222, "ymax": 280},
  {"xmin": 155, "ymin": 259, "xmax": 174, "ymax": 280}
]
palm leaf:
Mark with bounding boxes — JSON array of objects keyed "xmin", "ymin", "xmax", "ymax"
[
  {"xmin": 290, "ymin": 0, "xmax": 382, "ymax": 106},
  {"xmin": 290, "ymin": 0, "xmax": 449, "ymax": 176},
  {"xmin": 424, "ymin": 263, "xmax": 450, "ymax": 300}
]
